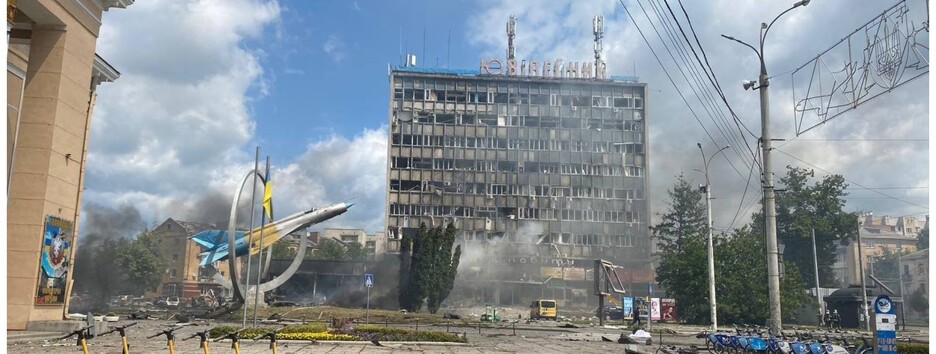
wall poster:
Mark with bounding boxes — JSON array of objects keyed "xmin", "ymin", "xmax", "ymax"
[{"xmin": 35, "ymin": 216, "xmax": 73, "ymax": 305}]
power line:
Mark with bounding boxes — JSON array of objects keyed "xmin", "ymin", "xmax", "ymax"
[
  {"xmin": 630, "ymin": 0, "xmax": 760, "ymax": 185},
  {"xmin": 726, "ymin": 140, "xmax": 760, "ymax": 231},
  {"xmin": 783, "ymin": 138, "xmax": 928, "ymax": 142},
  {"xmin": 641, "ymin": 0, "xmax": 759, "ymax": 172},
  {"xmin": 774, "ymin": 148, "xmax": 929, "ymax": 210},
  {"xmin": 617, "ymin": 0, "xmax": 754, "ymax": 184}
]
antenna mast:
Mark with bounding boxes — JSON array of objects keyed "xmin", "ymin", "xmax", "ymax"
[
  {"xmin": 507, "ymin": 15, "xmax": 516, "ymax": 60},
  {"xmin": 593, "ymin": 15, "xmax": 604, "ymax": 77}
]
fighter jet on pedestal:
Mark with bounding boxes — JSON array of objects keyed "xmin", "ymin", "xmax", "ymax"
[{"xmin": 190, "ymin": 202, "xmax": 352, "ymax": 266}]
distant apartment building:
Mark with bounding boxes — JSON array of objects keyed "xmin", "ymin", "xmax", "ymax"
[
  {"xmin": 384, "ymin": 57, "xmax": 652, "ymax": 307},
  {"xmin": 900, "ymin": 248, "xmax": 928, "ymax": 319},
  {"xmin": 146, "ymin": 219, "xmax": 225, "ymax": 299},
  {"xmin": 318, "ymin": 228, "xmax": 388, "ymax": 261},
  {"xmin": 833, "ymin": 213, "xmax": 926, "ymax": 285}
]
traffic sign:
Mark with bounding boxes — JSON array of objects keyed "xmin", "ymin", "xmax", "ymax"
[
  {"xmin": 364, "ymin": 273, "xmax": 374, "ymax": 288},
  {"xmin": 874, "ymin": 295, "xmax": 897, "ymax": 354}
]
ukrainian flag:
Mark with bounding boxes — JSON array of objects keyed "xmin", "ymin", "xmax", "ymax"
[{"xmin": 262, "ymin": 169, "xmax": 273, "ymax": 219}]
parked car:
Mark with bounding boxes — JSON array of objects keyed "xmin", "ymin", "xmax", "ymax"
[{"xmin": 166, "ymin": 296, "xmax": 180, "ymax": 307}]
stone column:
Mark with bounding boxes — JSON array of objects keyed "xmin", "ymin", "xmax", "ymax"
[{"xmin": 8, "ymin": 23, "xmax": 97, "ymax": 329}]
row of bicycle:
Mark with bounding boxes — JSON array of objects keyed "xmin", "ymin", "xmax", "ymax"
[
  {"xmin": 695, "ymin": 325, "xmax": 873, "ymax": 354},
  {"xmin": 59, "ymin": 322, "xmax": 283, "ymax": 354}
]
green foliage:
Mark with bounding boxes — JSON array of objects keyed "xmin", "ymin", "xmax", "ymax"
[
  {"xmin": 917, "ymin": 226, "xmax": 928, "ymax": 250},
  {"xmin": 115, "ymin": 230, "xmax": 168, "ymax": 295},
  {"xmin": 653, "ymin": 175, "xmax": 812, "ymax": 326},
  {"xmin": 270, "ymin": 238, "xmax": 297, "ymax": 259},
  {"xmin": 311, "ymin": 239, "xmax": 349, "ymax": 260},
  {"xmin": 897, "ymin": 342, "xmax": 929, "ymax": 354},
  {"xmin": 345, "ymin": 242, "xmax": 367, "ymax": 261},
  {"xmin": 74, "ymin": 237, "xmax": 131, "ymax": 310},
  {"xmin": 209, "ymin": 322, "xmax": 328, "ymax": 339},
  {"xmin": 907, "ymin": 286, "xmax": 928, "ymax": 314},
  {"xmin": 352, "ymin": 325, "xmax": 466, "ymax": 343},
  {"xmin": 398, "ymin": 223, "xmax": 461, "ymax": 313},
  {"xmin": 652, "ymin": 174, "xmax": 710, "ymax": 323},
  {"xmin": 753, "ymin": 166, "xmax": 856, "ymax": 288},
  {"xmin": 652, "ymin": 174, "xmax": 707, "ymax": 253}
]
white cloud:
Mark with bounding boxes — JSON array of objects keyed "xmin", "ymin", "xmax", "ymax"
[{"xmin": 323, "ymin": 34, "xmax": 347, "ymax": 62}]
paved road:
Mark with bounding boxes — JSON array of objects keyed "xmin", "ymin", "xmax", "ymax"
[{"xmin": 8, "ymin": 319, "xmax": 928, "ymax": 353}]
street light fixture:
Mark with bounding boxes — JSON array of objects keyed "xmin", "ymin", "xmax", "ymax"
[
  {"xmin": 721, "ymin": 0, "xmax": 809, "ymax": 332},
  {"xmin": 697, "ymin": 143, "xmax": 730, "ymax": 331}
]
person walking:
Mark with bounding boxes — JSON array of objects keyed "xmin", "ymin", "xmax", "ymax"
[{"xmin": 631, "ymin": 299, "xmax": 642, "ymax": 326}]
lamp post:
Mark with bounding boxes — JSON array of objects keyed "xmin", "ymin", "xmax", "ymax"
[
  {"xmin": 721, "ymin": 0, "xmax": 810, "ymax": 332},
  {"xmin": 697, "ymin": 143, "xmax": 730, "ymax": 331}
]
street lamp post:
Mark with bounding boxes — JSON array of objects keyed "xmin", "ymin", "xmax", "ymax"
[
  {"xmin": 697, "ymin": 143, "xmax": 730, "ymax": 331},
  {"xmin": 721, "ymin": 0, "xmax": 810, "ymax": 332}
]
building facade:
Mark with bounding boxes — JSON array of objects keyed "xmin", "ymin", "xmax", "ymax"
[
  {"xmin": 318, "ymin": 228, "xmax": 388, "ymax": 261},
  {"xmin": 384, "ymin": 62, "xmax": 652, "ymax": 308},
  {"xmin": 146, "ymin": 219, "xmax": 225, "ymax": 300},
  {"xmin": 7, "ymin": 0, "xmax": 132, "ymax": 330},
  {"xmin": 832, "ymin": 214, "xmax": 925, "ymax": 286}
]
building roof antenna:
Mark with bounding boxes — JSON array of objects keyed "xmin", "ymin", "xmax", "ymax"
[
  {"xmin": 507, "ymin": 15, "xmax": 517, "ymax": 60},
  {"xmin": 593, "ymin": 15, "xmax": 604, "ymax": 77}
]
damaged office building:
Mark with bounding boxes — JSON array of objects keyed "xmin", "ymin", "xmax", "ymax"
[{"xmin": 384, "ymin": 50, "xmax": 653, "ymax": 309}]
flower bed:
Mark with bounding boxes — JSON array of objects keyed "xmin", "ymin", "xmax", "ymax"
[{"xmin": 208, "ymin": 323, "xmax": 466, "ymax": 343}]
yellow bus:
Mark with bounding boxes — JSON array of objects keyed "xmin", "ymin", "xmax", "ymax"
[{"xmin": 530, "ymin": 299, "xmax": 558, "ymax": 320}]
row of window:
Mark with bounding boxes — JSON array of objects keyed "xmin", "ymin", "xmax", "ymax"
[
  {"xmin": 390, "ymin": 180, "xmax": 645, "ymax": 199},
  {"xmin": 399, "ymin": 113, "xmax": 644, "ymax": 130},
  {"xmin": 459, "ymin": 232, "xmax": 638, "ymax": 247},
  {"xmin": 390, "ymin": 157, "xmax": 644, "ymax": 177},
  {"xmin": 389, "ymin": 203, "xmax": 641, "ymax": 223},
  {"xmin": 394, "ymin": 89, "xmax": 644, "ymax": 109},
  {"xmin": 392, "ymin": 134, "xmax": 645, "ymax": 152}
]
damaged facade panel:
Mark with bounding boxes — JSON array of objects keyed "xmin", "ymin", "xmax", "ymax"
[{"xmin": 385, "ymin": 67, "xmax": 651, "ymax": 309}]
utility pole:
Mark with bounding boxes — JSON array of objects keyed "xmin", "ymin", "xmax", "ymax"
[
  {"xmin": 698, "ymin": 143, "xmax": 729, "ymax": 331},
  {"xmin": 896, "ymin": 240, "xmax": 906, "ymax": 330},
  {"xmin": 721, "ymin": 0, "xmax": 810, "ymax": 332},
  {"xmin": 857, "ymin": 221, "xmax": 870, "ymax": 331},
  {"xmin": 811, "ymin": 229, "xmax": 822, "ymax": 326}
]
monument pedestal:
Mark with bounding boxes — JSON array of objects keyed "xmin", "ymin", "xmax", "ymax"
[{"xmin": 242, "ymin": 287, "xmax": 268, "ymax": 309}]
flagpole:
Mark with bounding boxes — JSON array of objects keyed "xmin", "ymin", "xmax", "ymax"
[
  {"xmin": 243, "ymin": 146, "xmax": 260, "ymax": 328},
  {"xmin": 252, "ymin": 156, "xmax": 270, "ymax": 326}
]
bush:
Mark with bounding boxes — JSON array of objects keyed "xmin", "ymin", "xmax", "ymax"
[
  {"xmin": 278, "ymin": 332, "xmax": 360, "ymax": 341},
  {"xmin": 350, "ymin": 325, "xmax": 466, "ymax": 343},
  {"xmin": 897, "ymin": 342, "xmax": 928, "ymax": 354},
  {"xmin": 280, "ymin": 323, "xmax": 327, "ymax": 334}
]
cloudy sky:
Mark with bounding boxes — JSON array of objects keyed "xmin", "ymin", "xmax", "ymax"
[{"xmin": 86, "ymin": 0, "xmax": 929, "ymax": 236}]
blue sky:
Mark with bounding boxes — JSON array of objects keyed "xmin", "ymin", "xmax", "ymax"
[{"xmin": 84, "ymin": 0, "xmax": 929, "ymax": 237}]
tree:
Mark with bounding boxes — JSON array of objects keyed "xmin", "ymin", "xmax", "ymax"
[
  {"xmin": 753, "ymin": 166, "xmax": 856, "ymax": 287},
  {"xmin": 652, "ymin": 174, "xmax": 707, "ymax": 253},
  {"xmin": 397, "ymin": 225, "xmax": 414, "ymax": 310},
  {"xmin": 907, "ymin": 286, "xmax": 928, "ymax": 314},
  {"xmin": 654, "ymin": 175, "xmax": 813, "ymax": 325},
  {"xmin": 426, "ymin": 223, "xmax": 461, "ymax": 313},
  {"xmin": 270, "ymin": 238, "xmax": 297, "ymax": 259},
  {"xmin": 917, "ymin": 226, "xmax": 928, "ymax": 250},
  {"xmin": 115, "ymin": 231, "xmax": 169, "ymax": 295},
  {"xmin": 73, "ymin": 237, "xmax": 131, "ymax": 311},
  {"xmin": 397, "ymin": 223, "xmax": 461, "ymax": 313},
  {"xmin": 652, "ymin": 174, "xmax": 710, "ymax": 323},
  {"xmin": 311, "ymin": 239, "xmax": 349, "ymax": 260},
  {"xmin": 345, "ymin": 242, "xmax": 368, "ymax": 261},
  {"xmin": 715, "ymin": 226, "xmax": 813, "ymax": 324}
]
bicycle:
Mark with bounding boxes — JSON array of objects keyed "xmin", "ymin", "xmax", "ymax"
[
  {"xmin": 57, "ymin": 325, "xmax": 94, "ymax": 354},
  {"xmin": 97, "ymin": 322, "xmax": 138, "ymax": 354}
]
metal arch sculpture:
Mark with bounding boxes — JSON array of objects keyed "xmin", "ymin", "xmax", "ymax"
[{"xmin": 224, "ymin": 169, "xmax": 309, "ymax": 303}]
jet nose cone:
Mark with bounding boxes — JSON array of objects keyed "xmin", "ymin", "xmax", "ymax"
[{"xmin": 346, "ymin": 203, "xmax": 354, "ymax": 208}]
